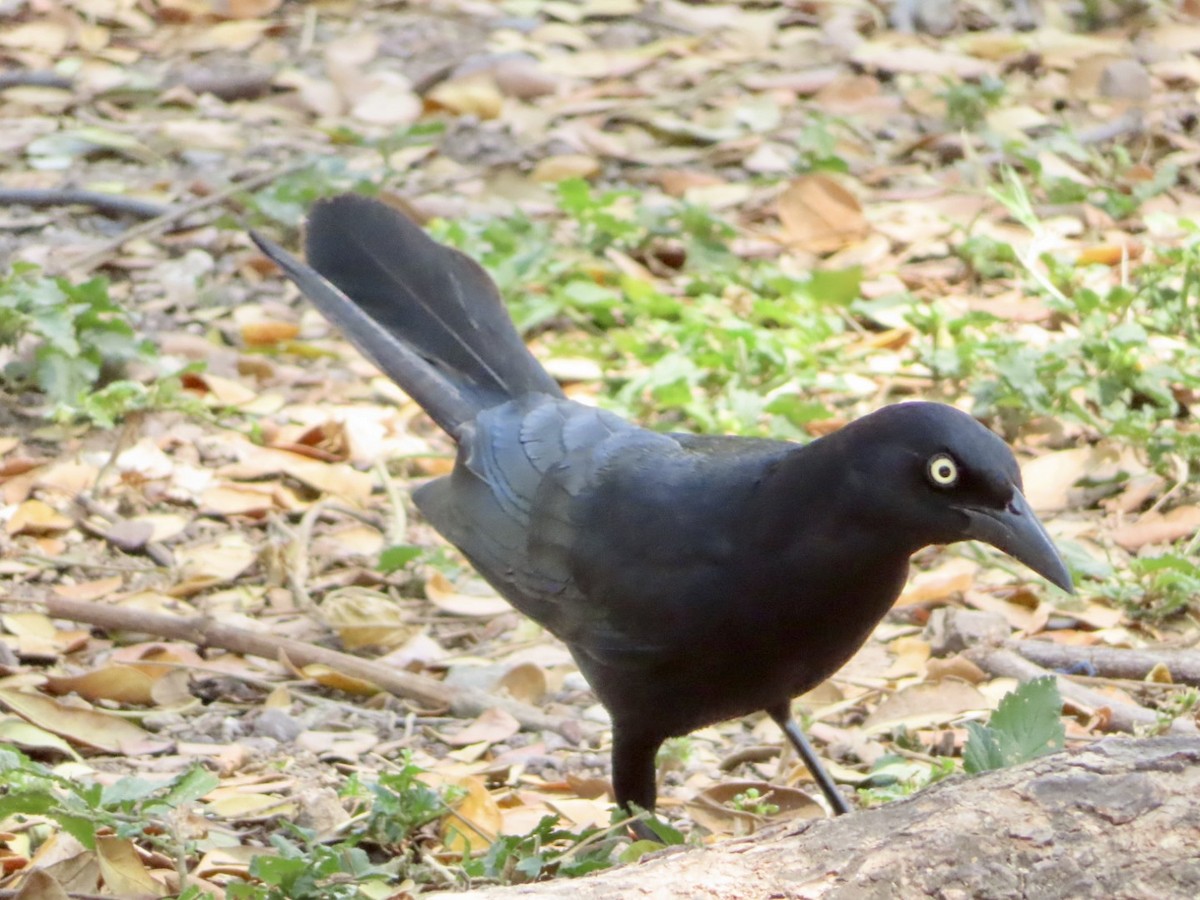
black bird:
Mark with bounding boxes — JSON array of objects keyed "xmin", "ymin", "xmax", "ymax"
[{"xmin": 251, "ymin": 194, "xmax": 1073, "ymax": 829}]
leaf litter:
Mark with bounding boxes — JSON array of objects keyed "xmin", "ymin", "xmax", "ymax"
[{"xmin": 1, "ymin": 0, "xmax": 1199, "ymax": 893}]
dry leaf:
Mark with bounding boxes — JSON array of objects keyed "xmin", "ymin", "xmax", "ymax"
[
  {"xmin": 531, "ymin": 154, "xmax": 601, "ymax": 182},
  {"xmin": 0, "ymin": 689, "xmax": 168, "ymax": 754},
  {"xmin": 11, "ymin": 869, "xmax": 71, "ymax": 900},
  {"xmin": 176, "ymin": 533, "xmax": 257, "ymax": 584},
  {"xmin": 181, "ymin": 372, "xmax": 258, "ymax": 406},
  {"xmin": 218, "ymin": 0, "xmax": 283, "ymax": 17},
  {"xmin": 497, "ymin": 662, "xmax": 547, "ymax": 703},
  {"xmin": 1077, "ymin": 242, "xmax": 1143, "ymax": 266},
  {"xmin": 95, "ymin": 837, "xmax": 163, "ymax": 900},
  {"xmin": 686, "ymin": 780, "xmax": 822, "ymax": 835},
  {"xmin": 442, "ymin": 776, "xmax": 502, "ymax": 853},
  {"xmin": 1111, "ymin": 506, "xmax": 1200, "ymax": 551},
  {"xmin": 925, "ymin": 655, "xmax": 988, "ymax": 684},
  {"xmin": 777, "ymin": 175, "xmax": 869, "ymax": 253},
  {"xmin": 319, "ymin": 588, "xmax": 413, "ymax": 650},
  {"xmin": 445, "ymin": 708, "xmax": 520, "ymax": 747},
  {"xmin": 200, "ymin": 483, "xmax": 283, "ymax": 516},
  {"xmin": 426, "ymin": 73, "xmax": 504, "ymax": 119},
  {"xmin": 298, "ymin": 664, "xmax": 380, "ymax": 696},
  {"xmin": 206, "ymin": 793, "xmax": 294, "ymax": 819},
  {"xmin": 1021, "ymin": 445, "xmax": 1144, "ymax": 513},
  {"xmin": 862, "ymin": 680, "xmax": 991, "ymax": 733},
  {"xmin": 242, "ymin": 320, "xmax": 300, "ymax": 346},
  {"xmin": 7, "ymin": 499, "xmax": 73, "ymax": 536},
  {"xmin": 425, "ymin": 571, "xmax": 511, "ymax": 617},
  {"xmin": 884, "ymin": 636, "xmax": 931, "ymax": 679},
  {"xmin": 295, "ymin": 729, "xmax": 379, "ymax": 758},
  {"xmin": 0, "ymin": 716, "xmax": 79, "ymax": 758},
  {"xmin": 351, "ymin": 76, "xmax": 423, "ymax": 126},
  {"xmin": 45, "ymin": 666, "xmax": 158, "ymax": 706}
]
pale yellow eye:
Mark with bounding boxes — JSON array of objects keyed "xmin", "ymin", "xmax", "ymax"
[{"xmin": 928, "ymin": 454, "xmax": 958, "ymax": 487}]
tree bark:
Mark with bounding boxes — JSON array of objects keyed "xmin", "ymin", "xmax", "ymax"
[{"xmin": 435, "ymin": 736, "xmax": 1200, "ymax": 899}]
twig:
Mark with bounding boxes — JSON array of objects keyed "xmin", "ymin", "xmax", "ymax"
[
  {"xmin": 43, "ymin": 596, "xmax": 585, "ymax": 741},
  {"xmin": 0, "ymin": 70, "xmax": 73, "ymax": 90},
  {"xmin": 74, "ymin": 494, "xmax": 175, "ymax": 568},
  {"xmin": 57, "ymin": 161, "xmax": 309, "ymax": 276},
  {"xmin": 1013, "ymin": 640, "xmax": 1200, "ymax": 689},
  {"xmin": 375, "ymin": 459, "xmax": 408, "ymax": 546},
  {"xmin": 0, "ymin": 187, "xmax": 167, "ymax": 220},
  {"xmin": 965, "ymin": 645, "xmax": 1196, "ymax": 736},
  {"xmin": 280, "ymin": 500, "xmax": 325, "ymax": 610}
]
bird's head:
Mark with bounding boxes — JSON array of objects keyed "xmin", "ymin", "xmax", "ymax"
[{"xmin": 829, "ymin": 402, "xmax": 1073, "ymax": 593}]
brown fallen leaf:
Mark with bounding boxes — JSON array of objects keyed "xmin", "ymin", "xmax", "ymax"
[
  {"xmin": 319, "ymin": 587, "xmax": 413, "ymax": 650},
  {"xmin": 12, "ymin": 869, "xmax": 71, "ymax": 900},
  {"xmin": 0, "ymin": 689, "xmax": 169, "ymax": 755},
  {"xmin": 862, "ymin": 679, "xmax": 991, "ymax": 733},
  {"xmin": 444, "ymin": 707, "xmax": 521, "ymax": 748},
  {"xmin": 426, "ymin": 74, "xmax": 504, "ymax": 119},
  {"xmin": 7, "ymin": 499, "xmax": 73, "ymax": 536},
  {"xmin": 531, "ymin": 154, "xmax": 601, "ymax": 183},
  {"xmin": 685, "ymin": 780, "xmax": 823, "ymax": 836},
  {"xmin": 1111, "ymin": 506, "xmax": 1200, "ymax": 551},
  {"xmin": 442, "ymin": 775, "xmax": 502, "ymax": 853},
  {"xmin": 925, "ymin": 655, "xmax": 988, "ymax": 684},
  {"xmin": 241, "ymin": 320, "xmax": 300, "ymax": 346},
  {"xmin": 1076, "ymin": 241, "xmax": 1144, "ymax": 266},
  {"xmin": 425, "ymin": 571, "xmax": 511, "ymax": 618},
  {"xmin": 777, "ymin": 174, "xmax": 869, "ymax": 254},
  {"xmin": 0, "ymin": 716, "xmax": 78, "ymax": 758},
  {"xmin": 176, "ymin": 534, "xmax": 257, "ymax": 584},
  {"xmin": 45, "ymin": 665, "xmax": 158, "ymax": 706},
  {"xmin": 497, "ymin": 661, "xmax": 547, "ymax": 704},
  {"xmin": 95, "ymin": 837, "xmax": 163, "ymax": 900},
  {"xmin": 217, "ymin": 0, "xmax": 283, "ymax": 18},
  {"xmin": 297, "ymin": 664, "xmax": 379, "ymax": 696}
]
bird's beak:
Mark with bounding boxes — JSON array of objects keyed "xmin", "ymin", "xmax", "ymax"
[{"xmin": 957, "ymin": 489, "xmax": 1074, "ymax": 593}]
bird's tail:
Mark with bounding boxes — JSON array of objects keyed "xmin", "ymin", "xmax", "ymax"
[{"xmin": 251, "ymin": 194, "xmax": 562, "ymax": 439}]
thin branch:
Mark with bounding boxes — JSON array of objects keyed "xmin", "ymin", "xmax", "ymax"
[
  {"xmin": 1013, "ymin": 639, "xmax": 1200, "ymax": 689},
  {"xmin": 966, "ymin": 645, "xmax": 1197, "ymax": 736},
  {"xmin": 0, "ymin": 70, "xmax": 73, "ymax": 90},
  {"xmin": 0, "ymin": 188, "xmax": 167, "ymax": 220},
  {"xmin": 56, "ymin": 161, "xmax": 309, "ymax": 276},
  {"xmin": 43, "ymin": 596, "xmax": 586, "ymax": 741}
]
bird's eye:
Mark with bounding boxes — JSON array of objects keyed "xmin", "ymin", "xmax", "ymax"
[{"xmin": 927, "ymin": 453, "xmax": 959, "ymax": 488}]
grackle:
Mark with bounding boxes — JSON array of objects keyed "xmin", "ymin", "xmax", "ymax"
[{"xmin": 251, "ymin": 195, "xmax": 1073, "ymax": 830}]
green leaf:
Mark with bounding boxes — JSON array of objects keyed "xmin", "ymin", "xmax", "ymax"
[
  {"xmin": 378, "ymin": 545, "xmax": 422, "ymax": 573},
  {"xmin": 807, "ymin": 266, "xmax": 862, "ymax": 306},
  {"xmin": 100, "ymin": 776, "xmax": 161, "ymax": 808},
  {"xmin": 160, "ymin": 765, "xmax": 221, "ymax": 808},
  {"xmin": 964, "ymin": 676, "xmax": 1064, "ymax": 773},
  {"xmin": 962, "ymin": 722, "xmax": 1007, "ymax": 774}
]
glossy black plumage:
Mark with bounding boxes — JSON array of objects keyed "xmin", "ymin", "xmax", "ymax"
[{"xmin": 251, "ymin": 194, "xmax": 1072, "ymax": 827}]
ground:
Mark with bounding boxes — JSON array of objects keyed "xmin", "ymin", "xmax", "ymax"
[{"xmin": 1, "ymin": 0, "xmax": 1199, "ymax": 896}]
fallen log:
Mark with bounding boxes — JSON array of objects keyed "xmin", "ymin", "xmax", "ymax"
[{"xmin": 434, "ymin": 736, "xmax": 1200, "ymax": 899}]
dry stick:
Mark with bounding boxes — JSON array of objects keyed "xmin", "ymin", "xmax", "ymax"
[
  {"xmin": 0, "ymin": 187, "xmax": 168, "ymax": 220},
  {"xmin": 44, "ymin": 596, "xmax": 584, "ymax": 741},
  {"xmin": 966, "ymin": 645, "xmax": 1197, "ymax": 736},
  {"xmin": 74, "ymin": 494, "xmax": 175, "ymax": 568},
  {"xmin": 1013, "ymin": 640, "xmax": 1200, "ymax": 688},
  {"xmin": 57, "ymin": 161, "xmax": 308, "ymax": 276},
  {"xmin": 0, "ymin": 70, "xmax": 74, "ymax": 90}
]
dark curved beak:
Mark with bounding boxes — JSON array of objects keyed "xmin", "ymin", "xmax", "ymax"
[{"xmin": 957, "ymin": 489, "xmax": 1074, "ymax": 593}]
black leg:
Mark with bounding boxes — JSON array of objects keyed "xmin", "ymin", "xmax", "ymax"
[
  {"xmin": 767, "ymin": 703, "xmax": 851, "ymax": 815},
  {"xmin": 611, "ymin": 727, "xmax": 662, "ymax": 840}
]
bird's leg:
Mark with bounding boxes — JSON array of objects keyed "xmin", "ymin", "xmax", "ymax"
[
  {"xmin": 611, "ymin": 727, "xmax": 662, "ymax": 841},
  {"xmin": 767, "ymin": 703, "xmax": 851, "ymax": 815}
]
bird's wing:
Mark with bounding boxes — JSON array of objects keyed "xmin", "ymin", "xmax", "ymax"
[{"xmin": 414, "ymin": 394, "xmax": 674, "ymax": 639}]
